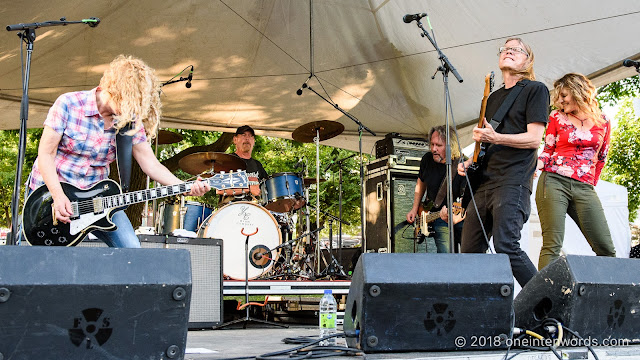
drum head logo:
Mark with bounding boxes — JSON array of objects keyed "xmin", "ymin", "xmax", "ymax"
[
  {"xmin": 424, "ymin": 303, "xmax": 456, "ymax": 335},
  {"xmin": 68, "ymin": 308, "xmax": 113, "ymax": 349}
]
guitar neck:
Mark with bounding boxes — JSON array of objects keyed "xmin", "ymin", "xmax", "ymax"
[
  {"xmin": 75, "ymin": 172, "xmax": 247, "ymax": 215},
  {"xmin": 472, "ymin": 72, "xmax": 494, "ymax": 164}
]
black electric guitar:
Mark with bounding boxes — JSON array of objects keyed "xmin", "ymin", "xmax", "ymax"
[
  {"xmin": 22, "ymin": 171, "xmax": 249, "ymax": 246},
  {"xmin": 462, "ymin": 71, "xmax": 494, "ymax": 207}
]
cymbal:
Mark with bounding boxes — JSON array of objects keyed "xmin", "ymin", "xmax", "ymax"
[
  {"xmin": 179, "ymin": 152, "xmax": 246, "ymax": 175},
  {"xmin": 303, "ymin": 178, "xmax": 326, "ymax": 186},
  {"xmin": 292, "ymin": 120, "xmax": 344, "ymax": 143},
  {"xmin": 156, "ymin": 130, "xmax": 183, "ymax": 145}
]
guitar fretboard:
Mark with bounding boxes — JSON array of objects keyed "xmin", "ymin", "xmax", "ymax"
[{"xmin": 72, "ymin": 172, "xmax": 247, "ymax": 217}]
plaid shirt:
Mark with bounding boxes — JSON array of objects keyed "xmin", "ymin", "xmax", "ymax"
[{"xmin": 29, "ymin": 88, "xmax": 147, "ymax": 190}]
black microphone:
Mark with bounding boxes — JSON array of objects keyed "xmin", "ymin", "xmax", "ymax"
[
  {"xmin": 185, "ymin": 66, "xmax": 193, "ymax": 88},
  {"xmin": 403, "ymin": 12, "xmax": 427, "ymax": 23},
  {"xmin": 294, "ymin": 156, "xmax": 305, "ymax": 169},
  {"xmin": 296, "ymin": 75, "xmax": 312, "ymax": 96},
  {"xmin": 623, "ymin": 59, "xmax": 640, "ymax": 68},
  {"xmin": 323, "ymin": 150, "xmax": 339, "ymax": 172}
]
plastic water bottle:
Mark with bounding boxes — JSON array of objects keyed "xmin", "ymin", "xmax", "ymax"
[{"xmin": 319, "ymin": 289, "xmax": 337, "ymax": 346}]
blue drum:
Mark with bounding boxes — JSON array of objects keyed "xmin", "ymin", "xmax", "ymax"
[
  {"xmin": 159, "ymin": 201, "xmax": 214, "ymax": 234},
  {"xmin": 261, "ymin": 173, "xmax": 305, "ymax": 213}
]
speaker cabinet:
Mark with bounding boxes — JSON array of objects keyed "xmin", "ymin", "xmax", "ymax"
[
  {"xmin": 80, "ymin": 235, "xmax": 224, "ymax": 328},
  {"xmin": 344, "ymin": 253, "xmax": 514, "ymax": 352},
  {"xmin": 514, "ymin": 255, "xmax": 640, "ymax": 343},
  {"xmin": 365, "ymin": 167, "xmax": 427, "ymax": 253},
  {"xmin": 0, "ymin": 246, "xmax": 191, "ymax": 360}
]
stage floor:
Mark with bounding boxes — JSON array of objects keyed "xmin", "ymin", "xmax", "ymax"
[{"xmin": 185, "ymin": 325, "xmax": 639, "ymax": 360}]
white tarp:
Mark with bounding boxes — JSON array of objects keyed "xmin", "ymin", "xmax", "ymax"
[{"xmin": 0, "ymin": 1, "xmax": 638, "ymax": 151}]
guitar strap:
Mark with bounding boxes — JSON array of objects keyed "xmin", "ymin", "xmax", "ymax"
[
  {"xmin": 488, "ymin": 79, "xmax": 530, "ymax": 131},
  {"xmin": 115, "ymin": 123, "xmax": 134, "ymax": 193},
  {"xmin": 433, "ymin": 157, "xmax": 463, "ymax": 208}
]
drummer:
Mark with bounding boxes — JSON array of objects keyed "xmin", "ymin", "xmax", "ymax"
[{"xmin": 222, "ymin": 125, "xmax": 268, "ymax": 202}]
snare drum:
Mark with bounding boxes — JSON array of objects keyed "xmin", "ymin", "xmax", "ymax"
[
  {"xmin": 158, "ymin": 201, "xmax": 213, "ymax": 234},
  {"xmin": 198, "ymin": 202, "xmax": 282, "ymax": 280},
  {"xmin": 260, "ymin": 172, "xmax": 305, "ymax": 213}
]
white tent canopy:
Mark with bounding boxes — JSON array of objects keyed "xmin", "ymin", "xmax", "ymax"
[{"xmin": 1, "ymin": 0, "xmax": 639, "ymax": 152}]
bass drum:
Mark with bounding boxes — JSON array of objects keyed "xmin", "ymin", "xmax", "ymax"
[{"xmin": 198, "ymin": 202, "xmax": 282, "ymax": 280}]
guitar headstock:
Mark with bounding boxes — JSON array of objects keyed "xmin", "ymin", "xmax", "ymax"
[
  {"xmin": 484, "ymin": 71, "xmax": 495, "ymax": 96},
  {"xmin": 207, "ymin": 170, "xmax": 249, "ymax": 190}
]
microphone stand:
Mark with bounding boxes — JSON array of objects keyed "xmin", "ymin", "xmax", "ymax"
[
  {"xmin": 5, "ymin": 17, "xmax": 99, "ymax": 245},
  {"xmin": 301, "ymin": 85, "xmax": 375, "ymax": 251},
  {"xmin": 410, "ymin": 18, "xmax": 463, "ymax": 253}
]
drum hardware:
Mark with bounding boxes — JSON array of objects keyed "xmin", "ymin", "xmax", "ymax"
[
  {"xmin": 144, "ymin": 129, "xmax": 184, "ymax": 229},
  {"xmin": 324, "ymin": 153, "xmax": 355, "ymax": 277},
  {"xmin": 213, "ymin": 227, "xmax": 288, "ymax": 330},
  {"xmin": 292, "ymin": 120, "xmax": 344, "ymax": 273},
  {"xmin": 156, "ymin": 129, "xmax": 184, "ymax": 145},
  {"xmin": 315, "ymin": 209, "xmax": 350, "ymax": 279},
  {"xmin": 178, "ymin": 152, "xmax": 247, "ymax": 175},
  {"xmin": 302, "ymin": 177, "xmax": 326, "ymax": 187},
  {"xmin": 259, "ymin": 227, "xmax": 324, "ymax": 280}
]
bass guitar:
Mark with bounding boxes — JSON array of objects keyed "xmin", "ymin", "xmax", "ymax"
[
  {"xmin": 22, "ymin": 171, "xmax": 249, "ymax": 246},
  {"xmin": 416, "ymin": 201, "xmax": 464, "ymax": 238},
  {"xmin": 462, "ymin": 71, "xmax": 494, "ymax": 207}
]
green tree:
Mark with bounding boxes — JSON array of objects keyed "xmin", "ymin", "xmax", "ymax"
[
  {"xmin": 597, "ymin": 75, "xmax": 640, "ymax": 107},
  {"xmin": 0, "ymin": 129, "xmax": 41, "ymax": 227},
  {"xmin": 600, "ymin": 98, "xmax": 640, "ymax": 222}
]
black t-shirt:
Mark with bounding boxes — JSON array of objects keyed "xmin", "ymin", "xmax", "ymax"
[
  {"xmin": 418, "ymin": 152, "xmax": 466, "ymax": 211},
  {"xmin": 480, "ymin": 80, "xmax": 549, "ymax": 191},
  {"xmin": 233, "ymin": 153, "xmax": 268, "ymax": 182}
]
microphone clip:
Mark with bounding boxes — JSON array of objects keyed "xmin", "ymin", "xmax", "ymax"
[{"xmin": 296, "ymin": 74, "xmax": 313, "ymax": 96}]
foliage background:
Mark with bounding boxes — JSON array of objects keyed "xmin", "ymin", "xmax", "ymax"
[{"xmin": 2, "ymin": 74, "xmax": 639, "ymax": 230}]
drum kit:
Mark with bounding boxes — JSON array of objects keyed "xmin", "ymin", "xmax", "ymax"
[{"xmin": 148, "ymin": 122, "xmax": 349, "ymax": 281}]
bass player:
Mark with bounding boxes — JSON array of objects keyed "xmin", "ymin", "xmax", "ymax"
[{"xmin": 406, "ymin": 125, "xmax": 466, "ymax": 253}]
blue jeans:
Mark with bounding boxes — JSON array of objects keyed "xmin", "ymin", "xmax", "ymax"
[
  {"xmin": 432, "ymin": 218, "xmax": 464, "ymax": 253},
  {"xmin": 461, "ymin": 185, "xmax": 538, "ymax": 287},
  {"xmin": 91, "ymin": 210, "xmax": 141, "ymax": 248}
]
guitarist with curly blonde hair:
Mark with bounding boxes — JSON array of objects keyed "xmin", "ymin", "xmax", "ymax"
[{"xmin": 24, "ymin": 55, "xmax": 210, "ymax": 247}]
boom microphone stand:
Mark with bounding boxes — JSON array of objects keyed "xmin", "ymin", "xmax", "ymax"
[
  {"xmin": 301, "ymin": 85, "xmax": 376, "ymax": 248},
  {"xmin": 405, "ymin": 14, "xmax": 463, "ymax": 252},
  {"xmin": 5, "ymin": 17, "xmax": 100, "ymax": 245}
]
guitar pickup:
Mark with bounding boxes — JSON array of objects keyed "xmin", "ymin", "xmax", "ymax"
[
  {"xmin": 70, "ymin": 202, "xmax": 80, "ymax": 219},
  {"xmin": 93, "ymin": 197, "xmax": 104, "ymax": 214}
]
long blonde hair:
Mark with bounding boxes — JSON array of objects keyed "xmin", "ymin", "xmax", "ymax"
[
  {"xmin": 99, "ymin": 55, "xmax": 161, "ymax": 137},
  {"xmin": 504, "ymin": 37, "xmax": 535, "ymax": 81},
  {"xmin": 429, "ymin": 125, "xmax": 461, "ymax": 159},
  {"xmin": 552, "ymin": 73, "xmax": 604, "ymax": 126}
]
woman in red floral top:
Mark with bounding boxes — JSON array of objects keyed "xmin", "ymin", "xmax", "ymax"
[{"xmin": 536, "ymin": 73, "xmax": 616, "ymax": 269}]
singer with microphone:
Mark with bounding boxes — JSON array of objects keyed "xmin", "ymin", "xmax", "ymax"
[{"xmin": 22, "ymin": 55, "xmax": 211, "ymax": 248}]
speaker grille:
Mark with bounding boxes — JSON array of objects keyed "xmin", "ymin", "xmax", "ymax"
[{"xmin": 79, "ymin": 235, "xmax": 223, "ymax": 328}]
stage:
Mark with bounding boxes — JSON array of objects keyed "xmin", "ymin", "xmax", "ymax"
[{"xmin": 184, "ymin": 325, "xmax": 639, "ymax": 360}]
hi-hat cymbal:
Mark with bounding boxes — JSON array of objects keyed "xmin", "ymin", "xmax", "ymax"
[
  {"xmin": 156, "ymin": 130, "xmax": 183, "ymax": 145},
  {"xmin": 292, "ymin": 120, "xmax": 344, "ymax": 143},
  {"xmin": 303, "ymin": 178, "xmax": 327, "ymax": 186},
  {"xmin": 179, "ymin": 152, "xmax": 247, "ymax": 175}
]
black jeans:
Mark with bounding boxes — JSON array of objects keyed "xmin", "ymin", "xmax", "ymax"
[{"xmin": 461, "ymin": 185, "xmax": 538, "ymax": 287}]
